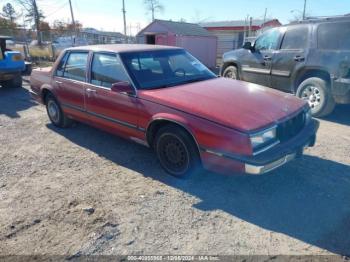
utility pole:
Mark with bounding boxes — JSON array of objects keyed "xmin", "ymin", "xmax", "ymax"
[
  {"xmin": 122, "ymin": 0, "xmax": 127, "ymax": 42},
  {"xmin": 151, "ymin": 1, "xmax": 155, "ymax": 21},
  {"xmin": 68, "ymin": 0, "xmax": 77, "ymax": 45},
  {"xmin": 68, "ymin": 0, "xmax": 76, "ymax": 32},
  {"xmin": 32, "ymin": 0, "xmax": 41, "ymax": 45},
  {"xmin": 302, "ymin": 0, "xmax": 307, "ymax": 20},
  {"xmin": 263, "ymin": 8, "xmax": 267, "ymax": 24}
]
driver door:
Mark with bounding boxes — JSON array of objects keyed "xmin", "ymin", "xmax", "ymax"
[
  {"xmin": 240, "ymin": 29, "xmax": 282, "ymax": 87},
  {"xmin": 85, "ymin": 52, "xmax": 140, "ymax": 137}
]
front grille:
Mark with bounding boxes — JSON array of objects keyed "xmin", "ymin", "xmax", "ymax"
[{"xmin": 277, "ymin": 112, "xmax": 306, "ymax": 143}]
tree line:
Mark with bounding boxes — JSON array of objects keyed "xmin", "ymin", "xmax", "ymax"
[{"xmin": 0, "ymin": 0, "xmax": 164, "ymax": 45}]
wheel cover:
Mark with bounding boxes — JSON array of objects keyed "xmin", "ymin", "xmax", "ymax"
[
  {"xmin": 224, "ymin": 70, "xmax": 236, "ymax": 79},
  {"xmin": 47, "ymin": 100, "xmax": 60, "ymax": 124},
  {"xmin": 158, "ymin": 134, "xmax": 190, "ymax": 175},
  {"xmin": 301, "ymin": 85, "xmax": 323, "ymax": 111}
]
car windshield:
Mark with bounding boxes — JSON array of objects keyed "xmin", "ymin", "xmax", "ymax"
[{"xmin": 120, "ymin": 49, "xmax": 216, "ymax": 90}]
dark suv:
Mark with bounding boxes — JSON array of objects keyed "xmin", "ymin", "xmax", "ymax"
[{"xmin": 221, "ymin": 17, "xmax": 350, "ymax": 117}]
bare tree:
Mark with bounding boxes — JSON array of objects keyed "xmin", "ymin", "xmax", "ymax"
[
  {"xmin": 2, "ymin": 3, "xmax": 18, "ymax": 23},
  {"xmin": 16, "ymin": 0, "xmax": 43, "ymax": 45},
  {"xmin": 143, "ymin": 0, "xmax": 164, "ymax": 21}
]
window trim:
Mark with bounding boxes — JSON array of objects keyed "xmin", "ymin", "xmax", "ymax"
[
  {"xmin": 279, "ymin": 26, "xmax": 309, "ymax": 51},
  {"xmin": 254, "ymin": 28, "xmax": 282, "ymax": 51},
  {"xmin": 55, "ymin": 50, "xmax": 90, "ymax": 83},
  {"xmin": 54, "ymin": 51, "xmax": 70, "ymax": 77},
  {"xmin": 88, "ymin": 51, "xmax": 138, "ymax": 96}
]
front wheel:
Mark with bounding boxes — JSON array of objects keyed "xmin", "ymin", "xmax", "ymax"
[
  {"xmin": 296, "ymin": 77, "xmax": 335, "ymax": 117},
  {"xmin": 45, "ymin": 94, "xmax": 73, "ymax": 128},
  {"xmin": 222, "ymin": 65, "xmax": 238, "ymax": 80},
  {"xmin": 155, "ymin": 125, "xmax": 201, "ymax": 178}
]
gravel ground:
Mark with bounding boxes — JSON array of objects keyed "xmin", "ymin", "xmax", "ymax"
[{"xmin": 0, "ymin": 83, "xmax": 349, "ymax": 257}]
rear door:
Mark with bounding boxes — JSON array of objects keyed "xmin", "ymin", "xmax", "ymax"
[
  {"xmin": 53, "ymin": 51, "xmax": 89, "ymax": 118},
  {"xmin": 85, "ymin": 52, "xmax": 141, "ymax": 137},
  {"xmin": 240, "ymin": 28, "xmax": 282, "ymax": 87},
  {"xmin": 271, "ymin": 26, "xmax": 309, "ymax": 92}
]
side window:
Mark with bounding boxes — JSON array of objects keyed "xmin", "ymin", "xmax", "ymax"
[
  {"xmin": 55, "ymin": 52, "xmax": 69, "ymax": 77},
  {"xmin": 63, "ymin": 52, "xmax": 89, "ymax": 82},
  {"xmin": 255, "ymin": 29, "xmax": 280, "ymax": 51},
  {"xmin": 281, "ymin": 27, "xmax": 308, "ymax": 50},
  {"xmin": 91, "ymin": 53, "xmax": 129, "ymax": 88},
  {"xmin": 318, "ymin": 22, "xmax": 350, "ymax": 50}
]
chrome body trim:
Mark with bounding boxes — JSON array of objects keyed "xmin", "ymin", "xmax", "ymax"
[{"xmin": 61, "ymin": 102, "xmax": 145, "ymax": 132}]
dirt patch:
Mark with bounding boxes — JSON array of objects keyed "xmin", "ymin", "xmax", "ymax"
[{"xmin": 0, "ymin": 84, "xmax": 349, "ymax": 257}]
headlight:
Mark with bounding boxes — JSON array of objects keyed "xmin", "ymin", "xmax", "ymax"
[{"xmin": 250, "ymin": 126, "xmax": 278, "ymax": 153}]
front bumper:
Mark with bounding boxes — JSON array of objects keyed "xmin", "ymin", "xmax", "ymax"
[
  {"xmin": 202, "ymin": 119, "xmax": 319, "ymax": 175},
  {"xmin": 245, "ymin": 150, "xmax": 303, "ymax": 175}
]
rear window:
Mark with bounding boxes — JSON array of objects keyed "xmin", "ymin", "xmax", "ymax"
[{"xmin": 318, "ymin": 22, "xmax": 350, "ymax": 50}]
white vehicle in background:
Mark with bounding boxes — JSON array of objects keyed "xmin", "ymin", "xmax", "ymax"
[{"xmin": 52, "ymin": 36, "xmax": 88, "ymax": 52}]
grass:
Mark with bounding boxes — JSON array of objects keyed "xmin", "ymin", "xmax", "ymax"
[{"xmin": 10, "ymin": 44, "xmax": 60, "ymax": 61}]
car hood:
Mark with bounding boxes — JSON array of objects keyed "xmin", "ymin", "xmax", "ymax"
[{"xmin": 138, "ymin": 78, "xmax": 306, "ymax": 132}]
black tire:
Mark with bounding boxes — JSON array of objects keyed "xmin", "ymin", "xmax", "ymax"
[
  {"xmin": 1, "ymin": 75, "xmax": 22, "ymax": 88},
  {"xmin": 45, "ymin": 93, "xmax": 73, "ymax": 128},
  {"xmin": 222, "ymin": 65, "xmax": 238, "ymax": 80},
  {"xmin": 296, "ymin": 77, "xmax": 336, "ymax": 117},
  {"xmin": 155, "ymin": 125, "xmax": 201, "ymax": 178}
]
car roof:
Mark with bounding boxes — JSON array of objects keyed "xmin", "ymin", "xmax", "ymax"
[{"xmin": 66, "ymin": 44, "xmax": 182, "ymax": 53}]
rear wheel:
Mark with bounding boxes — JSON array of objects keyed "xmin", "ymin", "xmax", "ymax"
[
  {"xmin": 45, "ymin": 93, "xmax": 73, "ymax": 128},
  {"xmin": 296, "ymin": 77, "xmax": 335, "ymax": 117},
  {"xmin": 223, "ymin": 65, "xmax": 238, "ymax": 80},
  {"xmin": 1, "ymin": 75, "xmax": 22, "ymax": 88},
  {"xmin": 155, "ymin": 125, "xmax": 201, "ymax": 178}
]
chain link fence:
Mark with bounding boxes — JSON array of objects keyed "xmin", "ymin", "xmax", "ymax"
[{"xmin": 0, "ymin": 27, "xmax": 130, "ymax": 64}]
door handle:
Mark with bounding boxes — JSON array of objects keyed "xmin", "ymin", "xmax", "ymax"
[
  {"xmin": 55, "ymin": 81, "xmax": 63, "ymax": 85},
  {"xmin": 263, "ymin": 55, "xmax": 272, "ymax": 61},
  {"xmin": 294, "ymin": 55, "xmax": 305, "ymax": 62},
  {"xmin": 86, "ymin": 88, "xmax": 97, "ymax": 97}
]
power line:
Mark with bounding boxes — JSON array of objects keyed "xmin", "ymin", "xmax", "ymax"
[{"xmin": 45, "ymin": 2, "xmax": 69, "ymax": 18}]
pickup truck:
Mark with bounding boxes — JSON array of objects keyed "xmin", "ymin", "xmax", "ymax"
[
  {"xmin": 30, "ymin": 44, "xmax": 319, "ymax": 178},
  {"xmin": 0, "ymin": 36, "xmax": 25, "ymax": 88}
]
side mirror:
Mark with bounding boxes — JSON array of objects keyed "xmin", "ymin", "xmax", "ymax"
[
  {"xmin": 111, "ymin": 81, "xmax": 134, "ymax": 95},
  {"xmin": 243, "ymin": 42, "xmax": 254, "ymax": 51}
]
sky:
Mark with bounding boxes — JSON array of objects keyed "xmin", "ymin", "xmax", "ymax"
[{"xmin": 3, "ymin": 0, "xmax": 350, "ymax": 35}]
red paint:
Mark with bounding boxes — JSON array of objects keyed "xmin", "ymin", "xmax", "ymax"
[{"xmin": 30, "ymin": 45, "xmax": 307, "ymax": 175}]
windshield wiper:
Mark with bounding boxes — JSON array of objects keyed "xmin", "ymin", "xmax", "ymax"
[
  {"xmin": 180, "ymin": 77, "xmax": 212, "ymax": 85},
  {"xmin": 150, "ymin": 77, "xmax": 213, "ymax": 90}
]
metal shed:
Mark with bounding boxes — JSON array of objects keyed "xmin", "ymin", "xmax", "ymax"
[
  {"xmin": 136, "ymin": 20, "xmax": 217, "ymax": 69},
  {"xmin": 202, "ymin": 19, "xmax": 281, "ymax": 65}
]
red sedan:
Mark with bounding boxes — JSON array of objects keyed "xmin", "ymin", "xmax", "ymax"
[{"xmin": 30, "ymin": 45, "xmax": 319, "ymax": 178}]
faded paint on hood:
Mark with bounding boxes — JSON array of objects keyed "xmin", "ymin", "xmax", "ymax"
[{"xmin": 138, "ymin": 78, "xmax": 306, "ymax": 132}]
